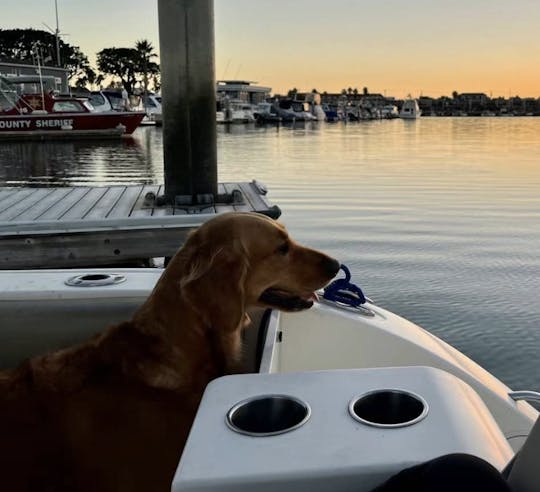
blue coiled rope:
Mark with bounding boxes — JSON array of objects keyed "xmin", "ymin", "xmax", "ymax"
[{"xmin": 323, "ymin": 264, "xmax": 366, "ymax": 307}]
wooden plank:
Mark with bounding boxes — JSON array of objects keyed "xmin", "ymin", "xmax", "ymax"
[
  {"xmin": 238, "ymin": 182, "xmax": 268, "ymax": 211},
  {"xmin": 0, "ymin": 188, "xmax": 35, "ymax": 213},
  {"xmin": 107, "ymin": 185, "xmax": 144, "ymax": 218},
  {"xmin": 0, "ymin": 188, "xmax": 53, "ymax": 221},
  {"xmin": 84, "ymin": 186, "xmax": 127, "ymax": 220},
  {"xmin": 36, "ymin": 187, "xmax": 91, "ymax": 221},
  {"xmin": 129, "ymin": 184, "xmax": 160, "ymax": 217},
  {"xmin": 59, "ymin": 187, "xmax": 109, "ymax": 220},
  {"xmin": 15, "ymin": 187, "xmax": 72, "ymax": 221},
  {"xmin": 0, "ymin": 226, "xmax": 193, "ymax": 269},
  {"xmin": 0, "ymin": 188, "xmax": 19, "ymax": 205},
  {"xmin": 223, "ymin": 182, "xmax": 251, "ymax": 212}
]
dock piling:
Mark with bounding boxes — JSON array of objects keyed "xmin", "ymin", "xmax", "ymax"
[{"xmin": 157, "ymin": 0, "xmax": 217, "ymax": 203}]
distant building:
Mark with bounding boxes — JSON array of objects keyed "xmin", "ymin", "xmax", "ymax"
[
  {"xmin": 418, "ymin": 96, "xmax": 435, "ymax": 112},
  {"xmin": 320, "ymin": 91, "xmax": 393, "ymax": 108},
  {"xmin": 0, "ymin": 60, "xmax": 69, "ymax": 92},
  {"xmin": 216, "ymin": 80, "xmax": 271, "ymax": 105},
  {"xmin": 459, "ymin": 92, "xmax": 489, "ymax": 104},
  {"xmin": 357, "ymin": 93, "xmax": 387, "ymax": 107},
  {"xmin": 319, "ymin": 92, "xmax": 346, "ymax": 105},
  {"xmin": 457, "ymin": 92, "xmax": 490, "ymax": 111}
]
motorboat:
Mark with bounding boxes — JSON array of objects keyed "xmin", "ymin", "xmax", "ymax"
[
  {"xmin": 0, "ymin": 263, "xmax": 537, "ymax": 491},
  {"xmin": 0, "ymin": 76, "xmax": 145, "ymax": 139},
  {"xmin": 322, "ymin": 103, "xmax": 339, "ymax": 122},
  {"xmin": 133, "ymin": 93, "xmax": 163, "ymax": 126},
  {"xmin": 253, "ymin": 102, "xmax": 281, "ymax": 123},
  {"xmin": 381, "ymin": 104, "xmax": 400, "ymax": 119},
  {"xmin": 216, "ymin": 98, "xmax": 256, "ymax": 123},
  {"xmin": 274, "ymin": 98, "xmax": 317, "ymax": 122},
  {"xmin": 399, "ymin": 95, "xmax": 422, "ymax": 119},
  {"xmin": 88, "ymin": 91, "xmax": 113, "ymax": 112}
]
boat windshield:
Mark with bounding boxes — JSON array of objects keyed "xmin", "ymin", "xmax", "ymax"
[
  {"xmin": 0, "ymin": 77, "xmax": 19, "ymax": 111},
  {"xmin": 143, "ymin": 96, "xmax": 157, "ymax": 108},
  {"xmin": 52, "ymin": 100, "xmax": 86, "ymax": 113},
  {"xmin": 1, "ymin": 76, "xmax": 57, "ymax": 96},
  {"xmin": 83, "ymin": 100, "xmax": 95, "ymax": 112}
]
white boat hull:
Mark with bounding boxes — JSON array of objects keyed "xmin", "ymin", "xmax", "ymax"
[
  {"xmin": 0, "ymin": 268, "xmax": 536, "ymax": 454},
  {"xmin": 261, "ymin": 300, "xmax": 537, "ymax": 450}
]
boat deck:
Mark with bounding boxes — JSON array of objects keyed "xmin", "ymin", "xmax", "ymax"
[{"xmin": 0, "ymin": 181, "xmax": 280, "ymax": 269}]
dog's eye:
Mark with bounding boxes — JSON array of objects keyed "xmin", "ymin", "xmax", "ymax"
[{"xmin": 276, "ymin": 242, "xmax": 289, "ymax": 255}]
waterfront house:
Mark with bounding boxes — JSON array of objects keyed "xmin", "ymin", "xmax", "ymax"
[{"xmin": 216, "ymin": 80, "xmax": 271, "ymax": 105}]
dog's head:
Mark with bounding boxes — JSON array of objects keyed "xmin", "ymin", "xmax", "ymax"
[{"xmin": 176, "ymin": 212, "xmax": 340, "ymax": 332}]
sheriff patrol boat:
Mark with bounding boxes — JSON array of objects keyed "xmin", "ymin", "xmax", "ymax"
[{"xmin": 0, "ymin": 75, "xmax": 144, "ymax": 140}]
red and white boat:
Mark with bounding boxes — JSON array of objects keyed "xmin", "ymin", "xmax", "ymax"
[{"xmin": 0, "ymin": 75, "xmax": 145, "ymax": 140}]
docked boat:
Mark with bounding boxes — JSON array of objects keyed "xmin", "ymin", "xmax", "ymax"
[
  {"xmin": 274, "ymin": 98, "xmax": 317, "ymax": 122},
  {"xmin": 133, "ymin": 93, "xmax": 163, "ymax": 126},
  {"xmin": 216, "ymin": 98, "xmax": 256, "ymax": 123},
  {"xmin": 322, "ymin": 103, "xmax": 339, "ymax": 122},
  {"xmin": 399, "ymin": 95, "xmax": 422, "ymax": 119},
  {"xmin": 0, "ymin": 263, "xmax": 537, "ymax": 491},
  {"xmin": 381, "ymin": 104, "xmax": 400, "ymax": 119},
  {"xmin": 0, "ymin": 76, "xmax": 145, "ymax": 139},
  {"xmin": 253, "ymin": 102, "xmax": 282, "ymax": 123}
]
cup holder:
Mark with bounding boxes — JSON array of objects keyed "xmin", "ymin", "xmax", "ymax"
[
  {"xmin": 226, "ymin": 394, "xmax": 311, "ymax": 437},
  {"xmin": 349, "ymin": 389, "xmax": 428, "ymax": 428},
  {"xmin": 65, "ymin": 273, "xmax": 126, "ymax": 287}
]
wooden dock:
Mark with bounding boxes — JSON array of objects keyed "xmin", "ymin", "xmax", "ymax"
[{"xmin": 0, "ymin": 181, "xmax": 281, "ymax": 269}]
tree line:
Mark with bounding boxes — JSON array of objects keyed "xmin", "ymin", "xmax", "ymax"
[{"xmin": 0, "ymin": 28, "xmax": 159, "ymax": 93}]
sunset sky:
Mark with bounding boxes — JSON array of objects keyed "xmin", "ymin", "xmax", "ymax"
[{"xmin": 1, "ymin": 0, "xmax": 539, "ymax": 98}]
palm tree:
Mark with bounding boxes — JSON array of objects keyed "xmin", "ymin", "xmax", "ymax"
[
  {"xmin": 135, "ymin": 39, "xmax": 158, "ymax": 108},
  {"xmin": 287, "ymin": 87, "xmax": 298, "ymax": 98}
]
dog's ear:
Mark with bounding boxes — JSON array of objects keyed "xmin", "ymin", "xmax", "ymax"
[{"xmin": 179, "ymin": 239, "xmax": 249, "ymax": 333}]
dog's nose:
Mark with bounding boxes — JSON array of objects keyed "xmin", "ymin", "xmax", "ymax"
[{"xmin": 322, "ymin": 256, "xmax": 341, "ymax": 277}]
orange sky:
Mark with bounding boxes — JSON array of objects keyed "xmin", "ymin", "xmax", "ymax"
[{"xmin": 2, "ymin": 0, "xmax": 539, "ymax": 99}]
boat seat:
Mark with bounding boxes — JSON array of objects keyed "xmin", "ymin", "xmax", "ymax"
[{"xmin": 507, "ymin": 414, "xmax": 540, "ymax": 492}]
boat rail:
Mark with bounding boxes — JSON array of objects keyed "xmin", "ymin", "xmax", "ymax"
[{"xmin": 509, "ymin": 391, "xmax": 540, "ymax": 403}]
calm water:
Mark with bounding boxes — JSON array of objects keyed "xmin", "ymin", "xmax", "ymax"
[{"xmin": 1, "ymin": 118, "xmax": 539, "ymax": 392}]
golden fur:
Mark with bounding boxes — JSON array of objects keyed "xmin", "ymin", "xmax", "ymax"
[{"xmin": 0, "ymin": 212, "xmax": 339, "ymax": 492}]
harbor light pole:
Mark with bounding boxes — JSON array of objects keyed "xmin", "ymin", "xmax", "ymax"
[{"xmin": 157, "ymin": 0, "xmax": 218, "ymax": 204}]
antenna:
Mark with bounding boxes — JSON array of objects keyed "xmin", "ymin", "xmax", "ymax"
[
  {"xmin": 42, "ymin": 1, "xmax": 62, "ymax": 66},
  {"xmin": 221, "ymin": 58, "xmax": 231, "ymax": 80},
  {"xmin": 54, "ymin": 0, "xmax": 61, "ymax": 66},
  {"xmin": 233, "ymin": 63, "xmax": 242, "ymax": 80},
  {"xmin": 32, "ymin": 44, "xmax": 46, "ymax": 110}
]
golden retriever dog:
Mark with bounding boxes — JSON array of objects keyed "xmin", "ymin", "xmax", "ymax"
[{"xmin": 0, "ymin": 212, "xmax": 339, "ymax": 492}]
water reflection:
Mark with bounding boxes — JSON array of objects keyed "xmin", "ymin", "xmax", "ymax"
[{"xmin": 0, "ymin": 127, "xmax": 162, "ymax": 187}]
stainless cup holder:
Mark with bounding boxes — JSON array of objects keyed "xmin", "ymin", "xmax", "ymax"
[
  {"xmin": 226, "ymin": 394, "xmax": 311, "ymax": 436},
  {"xmin": 349, "ymin": 389, "xmax": 428, "ymax": 428},
  {"xmin": 65, "ymin": 273, "xmax": 126, "ymax": 287}
]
